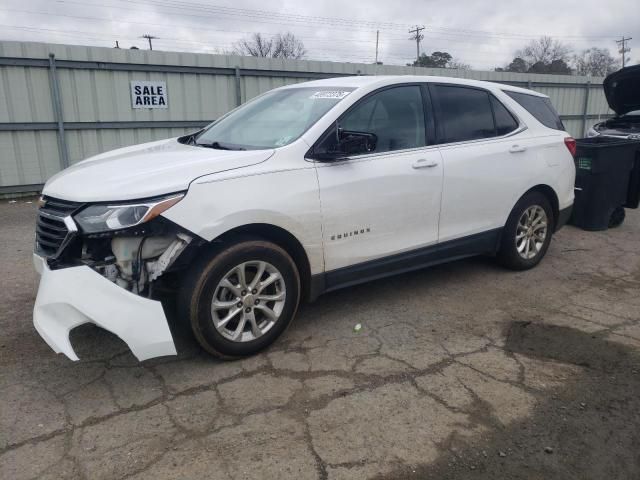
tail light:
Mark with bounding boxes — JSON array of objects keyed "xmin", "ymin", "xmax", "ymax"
[{"xmin": 564, "ymin": 137, "xmax": 577, "ymax": 157}]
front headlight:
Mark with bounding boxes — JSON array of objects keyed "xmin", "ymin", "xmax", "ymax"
[
  {"xmin": 74, "ymin": 193, "xmax": 184, "ymax": 233},
  {"xmin": 586, "ymin": 127, "xmax": 600, "ymax": 138}
]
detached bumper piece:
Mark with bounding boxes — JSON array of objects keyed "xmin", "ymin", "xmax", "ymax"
[{"xmin": 33, "ymin": 254, "xmax": 177, "ymax": 361}]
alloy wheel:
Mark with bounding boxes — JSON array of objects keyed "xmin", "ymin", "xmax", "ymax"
[
  {"xmin": 516, "ymin": 205, "xmax": 548, "ymax": 260},
  {"xmin": 211, "ymin": 261, "xmax": 286, "ymax": 342}
]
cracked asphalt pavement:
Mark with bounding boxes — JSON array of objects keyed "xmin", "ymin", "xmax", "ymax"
[{"xmin": 1, "ymin": 199, "xmax": 640, "ymax": 479}]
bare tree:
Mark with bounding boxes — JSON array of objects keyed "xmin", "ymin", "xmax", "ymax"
[
  {"xmin": 272, "ymin": 32, "xmax": 306, "ymax": 59},
  {"xmin": 517, "ymin": 36, "xmax": 572, "ymax": 68},
  {"xmin": 574, "ymin": 48, "xmax": 620, "ymax": 76},
  {"xmin": 233, "ymin": 32, "xmax": 306, "ymax": 59},
  {"xmin": 448, "ymin": 59, "xmax": 471, "ymax": 70},
  {"xmin": 233, "ymin": 33, "xmax": 274, "ymax": 57}
]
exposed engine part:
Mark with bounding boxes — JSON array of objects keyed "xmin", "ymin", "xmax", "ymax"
[
  {"xmin": 103, "ymin": 264, "xmax": 119, "ymax": 283},
  {"xmin": 109, "ymin": 234, "xmax": 192, "ymax": 293},
  {"xmin": 112, "ymin": 236, "xmax": 173, "ymax": 278},
  {"xmin": 41, "ymin": 212, "xmax": 197, "ymax": 296},
  {"xmin": 146, "ymin": 233, "xmax": 192, "ymax": 282}
]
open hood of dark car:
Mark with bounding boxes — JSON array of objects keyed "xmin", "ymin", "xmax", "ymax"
[{"xmin": 603, "ymin": 65, "xmax": 640, "ymax": 116}]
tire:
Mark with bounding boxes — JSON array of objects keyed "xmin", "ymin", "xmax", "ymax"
[
  {"xmin": 178, "ymin": 239, "xmax": 301, "ymax": 359},
  {"xmin": 609, "ymin": 206, "xmax": 626, "ymax": 228},
  {"xmin": 497, "ymin": 192, "xmax": 554, "ymax": 271}
]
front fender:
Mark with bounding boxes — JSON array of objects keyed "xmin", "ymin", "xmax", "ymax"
[{"xmin": 162, "ymin": 168, "xmax": 324, "ymax": 275}]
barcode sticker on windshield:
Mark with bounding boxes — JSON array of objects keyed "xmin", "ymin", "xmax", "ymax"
[{"xmin": 310, "ymin": 91, "xmax": 350, "ymax": 99}]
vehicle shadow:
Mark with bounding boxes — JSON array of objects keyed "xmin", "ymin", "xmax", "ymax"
[
  {"xmin": 69, "ymin": 254, "xmax": 503, "ymax": 363},
  {"xmin": 375, "ymin": 321, "xmax": 640, "ymax": 480}
]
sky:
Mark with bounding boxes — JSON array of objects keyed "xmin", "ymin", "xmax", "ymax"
[{"xmin": 0, "ymin": 0, "xmax": 637, "ymax": 71}]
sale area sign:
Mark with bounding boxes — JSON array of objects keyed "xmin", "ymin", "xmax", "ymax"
[{"xmin": 130, "ymin": 81, "xmax": 168, "ymax": 109}]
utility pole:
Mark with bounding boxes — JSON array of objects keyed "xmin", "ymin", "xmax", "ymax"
[
  {"xmin": 408, "ymin": 25, "xmax": 425, "ymax": 63},
  {"xmin": 375, "ymin": 30, "xmax": 379, "ymax": 64},
  {"xmin": 141, "ymin": 34, "xmax": 158, "ymax": 50},
  {"xmin": 616, "ymin": 36, "xmax": 632, "ymax": 68}
]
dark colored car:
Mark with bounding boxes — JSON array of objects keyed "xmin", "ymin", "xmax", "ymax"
[{"xmin": 588, "ymin": 65, "xmax": 640, "ymax": 139}]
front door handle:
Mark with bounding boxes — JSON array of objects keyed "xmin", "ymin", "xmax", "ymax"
[
  {"xmin": 412, "ymin": 159, "xmax": 439, "ymax": 169},
  {"xmin": 509, "ymin": 144, "xmax": 527, "ymax": 153}
]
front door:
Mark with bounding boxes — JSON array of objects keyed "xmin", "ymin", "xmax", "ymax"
[{"xmin": 312, "ymin": 85, "xmax": 443, "ymax": 276}]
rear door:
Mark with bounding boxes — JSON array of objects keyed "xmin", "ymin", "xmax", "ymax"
[
  {"xmin": 312, "ymin": 84, "xmax": 443, "ymax": 274},
  {"xmin": 431, "ymin": 84, "xmax": 536, "ymax": 242}
]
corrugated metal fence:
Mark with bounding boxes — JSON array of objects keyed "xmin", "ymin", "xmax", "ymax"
[{"xmin": 0, "ymin": 41, "xmax": 614, "ymax": 194}]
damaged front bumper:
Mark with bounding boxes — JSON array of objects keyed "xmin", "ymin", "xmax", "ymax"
[{"xmin": 33, "ymin": 253, "xmax": 177, "ymax": 361}]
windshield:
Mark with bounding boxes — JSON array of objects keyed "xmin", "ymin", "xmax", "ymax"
[{"xmin": 195, "ymin": 87, "xmax": 355, "ymax": 150}]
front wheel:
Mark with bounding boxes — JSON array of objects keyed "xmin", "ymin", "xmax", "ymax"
[
  {"xmin": 497, "ymin": 192, "xmax": 554, "ymax": 270},
  {"xmin": 178, "ymin": 239, "xmax": 301, "ymax": 359}
]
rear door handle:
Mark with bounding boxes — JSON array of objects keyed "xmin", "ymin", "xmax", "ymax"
[
  {"xmin": 509, "ymin": 144, "xmax": 527, "ymax": 153},
  {"xmin": 412, "ymin": 159, "xmax": 439, "ymax": 169}
]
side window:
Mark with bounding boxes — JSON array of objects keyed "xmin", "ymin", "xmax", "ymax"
[
  {"xmin": 490, "ymin": 95, "xmax": 519, "ymax": 135},
  {"xmin": 504, "ymin": 91, "xmax": 565, "ymax": 130},
  {"xmin": 433, "ymin": 85, "xmax": 496, "ymax": 143},
  {"xmin": 317, "ymin": 86, "xmax": 426, "ymax": 155}
]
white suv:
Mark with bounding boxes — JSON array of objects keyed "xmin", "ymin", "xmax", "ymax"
[{"xmin": 33, "ymin": 75, "xmax": 576, "ymax": 361}]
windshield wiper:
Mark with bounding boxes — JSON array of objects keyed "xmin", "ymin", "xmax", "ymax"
[{"xmin": 195, "ymin": 141, "xmax": 244, "ymax": 151}]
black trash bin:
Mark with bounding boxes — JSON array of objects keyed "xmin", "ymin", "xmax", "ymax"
[{"xmin": 570, "ymin": 137, "xmax": 640, "ymax": 231}]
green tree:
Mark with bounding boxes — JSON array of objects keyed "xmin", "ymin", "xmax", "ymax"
[
  {"xmin": 505, "ymin": 57, "xmax": 528, "ymax": 73},
  {"xmin": 411, "ymin": 51, "xmax": 468, "ymax": 69},
  {"xmin": 413, "ymin": 51, "xmax": 452, "ymax": 68}
]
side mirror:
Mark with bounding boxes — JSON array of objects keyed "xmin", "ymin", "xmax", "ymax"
[
  {"xmin": 309, "ymin": 125, "xmax": 377, "ymax": 161},
  {"xmin": 336, "ymin": 128, "xmax": 377, "ymax": 156}
]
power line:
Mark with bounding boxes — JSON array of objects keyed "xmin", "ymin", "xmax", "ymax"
[
  {"xmin": 0, "ymin": 21, "xmax": 543, "ymax": 66},
  {"xmin": 408, "ymin": 25, "xmax": 425, "ymax": 62},
  {"xmin": 2, "ymin": 6, "xmax": 568, "ymax": 62},
  {"xmin": 2, "ymin": 2, "xmax": 627, "ymax": 69},
  {"xmin": 52, "ymin": 0, "xmax": 623, "ymax": 40},
  {"xmin": 615, "ymin": 36, "xmax": 632, "ymax": 68},
  {"xmin": 94, "ymin": 0, "xmax": 413, "ymax": 31}
]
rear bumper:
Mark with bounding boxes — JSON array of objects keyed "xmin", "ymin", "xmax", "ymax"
[
  {"xmin": 33, "ymin": 254, "xmax": 177, "ymax": 361},
  {"xmin": 556, "ymin": 204, "xmax": 573, "ymax": 231}
]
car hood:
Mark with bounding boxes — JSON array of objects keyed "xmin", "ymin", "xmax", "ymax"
[
  {"xmin": 603, "ymin": 65, "xmax": 640, "ymax": 116},
  {"xmin": 43, "ymin": 138, "xmax": 274, "ymax": 202}
]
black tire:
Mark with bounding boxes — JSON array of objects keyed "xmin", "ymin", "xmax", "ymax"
[
  {"xmin": 178, "ymin": 239, "xmax": 301, "ymax": 359},
  {"xmin": 609, "ymin": 206, "xmax": 626, "ymax": 228},
  {"xmin": 497, "ymin": 192, "xmax": 554, "ymax": 271}
]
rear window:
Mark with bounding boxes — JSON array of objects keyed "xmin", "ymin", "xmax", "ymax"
[
  {"xmin": 433, "ymin": 85, "xmax": 496, "ymax": 143},
  {"xmin": 504, "ymin": 91, "xmax": 564, "ymax": 130}
]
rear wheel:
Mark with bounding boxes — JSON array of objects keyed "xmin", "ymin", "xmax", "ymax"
[
  {"xmin": 178, "ymin": 239, "xmax": 301, "ymax": 359},
  {"xmin": 497, "ymin": 192, "xmax": 554, "ymax": 270}
]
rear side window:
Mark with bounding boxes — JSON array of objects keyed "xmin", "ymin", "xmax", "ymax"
[
  {"xmin": 490, "ymin": 96, "xmax": 519, "ymax": 135},
  {"xmin": 504, "ymin": 91, "xmax": 564, "ymax": 130},
  {"xmin": 433, "ymin": 85, "xmax": 496, "ymax": 143}
]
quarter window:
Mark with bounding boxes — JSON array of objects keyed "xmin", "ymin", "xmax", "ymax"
[
  {"xmin": 316, "ymin": 86, "xmax": 427, "ymax": 155},
  {"xmin": 490, "ymin": 95, "xmax": 519, "ymax": 135},
  {"xmin": 433, "ymin": 85, "xmax": 496, "ymax": 143},
  {"xmin": 504, "ymin": 91, "xmax": 565, "ymax": 130}
]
